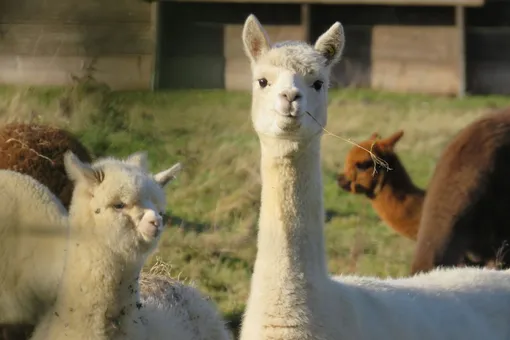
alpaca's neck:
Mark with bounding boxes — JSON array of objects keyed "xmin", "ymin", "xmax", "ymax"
[
  {"xmin": 250, "ymin": 137, "xmax": 327, "ymax": 317},
  {"xmin": 372, "ymin": 159, "xmax": 425, "ymax": 240},
  {"xmin": 53, "ymin": 219, "xmax": 144, "ymax": 338}
]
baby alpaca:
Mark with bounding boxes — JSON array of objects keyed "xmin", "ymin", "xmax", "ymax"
[
  {"xmin": 30, "ymin": 152, "xmax": 229, "ymax": 340},
  {"xmin": 412, "ymin": 107, "xmax": 510, "ymax": 275},
  {"xmin": 337, "ymin": 130, "xmax": 424, "ymax": 240},
  {"xmin": 240, "ymin": 13, "xmax": 510, "ymax": 340},
  {"xmin": 140, "ymin": 274, "xmax": 232, "ymax": 340}
]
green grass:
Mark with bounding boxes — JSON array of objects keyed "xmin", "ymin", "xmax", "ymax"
[{"xmin": 2, "ymin": 83, "xmax": 510, "ymax": 338}]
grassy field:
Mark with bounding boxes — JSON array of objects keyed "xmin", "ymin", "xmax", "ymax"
[{"xmin": 1, "ymin": 82, "xmax": 510, "ymax": 337}]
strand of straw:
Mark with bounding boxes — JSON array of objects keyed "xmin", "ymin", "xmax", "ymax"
[{"xmin": 305, "ymin": 111, "xmax": 392, "ymax": 173}]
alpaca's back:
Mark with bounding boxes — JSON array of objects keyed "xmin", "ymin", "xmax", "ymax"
[
  {"xmin": 140, "ymin": 273, "xmax": 232, "ymax": 340},
  {"xmin": 412, "ymin": 108, "xmax": 510, "ymax": 274},
  {"xmin": 0, "ymin": 169, "xmax": 68, "ymax": 324},
  {"xmin": 331, "ymin": 267, "xmax": 510, "ymax": 339}
]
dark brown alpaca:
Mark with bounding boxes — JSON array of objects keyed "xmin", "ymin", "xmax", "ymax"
[
  {"xmin": 0, "ymin": 123, "xmax": 92, "ymax": 340},
  {"xmin": 0, "ymin": 123, "xmax": 92, "ymax": 209},
  {"xmin": 411, "ymin": 107, "xmax": 510, "ymax": 275},
  {"xmin": 337, "ymin": 130, "xmax": 425, "ymax": 240}
]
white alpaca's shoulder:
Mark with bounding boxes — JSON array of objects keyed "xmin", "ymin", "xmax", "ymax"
[{"xmin": 0, "ymin": 169, "xmax": 67, "ymax": 221}]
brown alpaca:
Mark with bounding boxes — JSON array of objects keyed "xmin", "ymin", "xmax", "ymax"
[
  {"xmin": 0, "ymin": 123, "xmax": 92, "ymax": 209},
  {"xmin": 0, "ymin": 123, "xmax": 92, "ymax": 340},
  {"xmin": 336, "ymin": 130, "xmax": 425, "ymax": 240},
  {"xmin": 411, "ymin": 107, "xmax": 510, "ymax": 275}
]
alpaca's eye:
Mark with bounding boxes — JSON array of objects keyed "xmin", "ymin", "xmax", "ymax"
[
  {"xmin": 113, "ymin": 202, "xmax": 126, "ymax": 210},
  {"xmin": 312, "ymin": 80, "xmax": 323, "ymax": 91},
  {"xmin": 258, "ymin": 78, "xmax": 268, "ymax": 88},
  {"xmin": 355, "ymin": 161, "xmax": 373, "ymax": 171}
]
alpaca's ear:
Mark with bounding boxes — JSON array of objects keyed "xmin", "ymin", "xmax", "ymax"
[
  {"xmin": 154, "ymin": 162, "xmax": 183, "ymax": 188},
  {"xmin": 380, "ymin": 130, "xmax": 404, "ymax": 149},
  {"xmin": 370, "ymin": 132, "xmax": 381, "ymax": 140},
  {"xmin": 314, "ymin": 21, "xmax": 345, "ymax": 66},
  {"xmin": 64, "ymin": 151, "xmax": 100, "ymax": 185},
  {"xmin": 242, "ymin": 14, "xmax": 271, "ymax": 63},
  {"xmin": 125, "ymin": 151, "xmax": 149, "ymax": 172}
]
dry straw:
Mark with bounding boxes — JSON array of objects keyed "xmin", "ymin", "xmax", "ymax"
[{"xmin": 305, "ymin": 111, "xmax": 392, "ymax": 175}]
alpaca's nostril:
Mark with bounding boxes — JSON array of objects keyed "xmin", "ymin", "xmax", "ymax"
[
  {"xmin": 280, "ymin": 89, "xmax": 301, "ymax": 103},
  {"xmin": 148, "ymin": 218, "xmax": 160, "ymax": 228}
]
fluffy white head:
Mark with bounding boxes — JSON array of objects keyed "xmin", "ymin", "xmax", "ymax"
[
  {"xmin": 242, "ymin": 14, "xmax": 345, "ymax": 148},
  {"xmin": 64, "ymin": 151, "xmax": 182, "ymax": 258}
]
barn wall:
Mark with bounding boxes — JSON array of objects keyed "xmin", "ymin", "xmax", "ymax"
[
  {"xmin": 156, "ymin": 2, "xmax": 302, "ymax": 90},
  {"xmin": 371, "ymin": 26, "xmax": 460, "ymax": 95},
  {"xmin": 0, "ymin": 0, "xmax": 154, "ymax": 90},
  {"xmin": 310, "ymin": 5, "xmax": 459, "ymax": 95}
]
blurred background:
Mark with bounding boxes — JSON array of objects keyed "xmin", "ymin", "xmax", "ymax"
[{"xmin": 1, "ymin": 0, "xmax": 510, "ymax": 337}]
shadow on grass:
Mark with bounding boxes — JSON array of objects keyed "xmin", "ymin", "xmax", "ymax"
[
  {"xmin": 224, "ymin": 308, "xmax": 244, "ymax": 340},
  {"xmin": 167, "ymin": 215, "xmax": 222, "ymax": 234}
]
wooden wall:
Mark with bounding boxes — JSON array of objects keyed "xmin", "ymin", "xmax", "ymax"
[
  {"xmin": 310, "ymin": 4, "xmax": 460, "ymax": 95},
  {"xmin": 0, "ymin": 0, "xmax": 154, "ymax": 90},
  {"xmin": 371, "ymin": 26, "xmax": 460, "ymax": 95},
  {"xmin": 155, "ymin": 2, "xmax": 303, "ymax": 90}
]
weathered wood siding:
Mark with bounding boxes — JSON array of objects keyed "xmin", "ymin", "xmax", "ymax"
[
  {"xmin": 0, "ymin": 0, "xmax": 153, "ymax": 90},
  {"xmin": 156, "ymin": 1, "xmax": 302, "ymax": 89},
  {"xmin": 310, "ymin": 4, "xmax": 460, "ymax": 95},
  {"xmin": 371, "ymin": 26, "xmax": 460, "ymax": 95}
]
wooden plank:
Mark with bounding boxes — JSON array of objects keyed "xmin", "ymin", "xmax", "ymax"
[
  {"xmin": 371, "ymin": 26, "xmax": 460, "ymax": 95},
  {"xmin": 224, "ymin": 24, "xmax": 305, "ymax": 90},
  {"xmin": 371, "ymin": 60, "xmax": 459, "ymax": 95},
  {"xmin": 150, "ymin": 1, "xmax": 161, "ymax": 90},
  {"xmin": 0, "ymin": 55, "xmax": 152, "ymax": 90},
  {"xmin": 372, "ymin": 26, "xmax": 459, "ymax": 64},
  {"xmin": 1, "ymin": 0, "xmax": 151, "ymax": 24},
  {"xmin": 0, "ymin": 23, "xmax": 153, "ymax": 56},
  {"xmin": 225, "ymin": 58, "xmax": 251, "ymax": 90},
  {"xmin": 301, "ymin": 4, "xmax": 311, "ymax": 44},
  {"xmin": 467, "ymin": 62, "xmax": 510, "ymax": 95},
  {"xmin": 169, "ymin": 0, "xmax": 484, "ymax": 6},
  {"xmin": 455, "ymin": 5, "xmax": 465, "ymax": 98}
]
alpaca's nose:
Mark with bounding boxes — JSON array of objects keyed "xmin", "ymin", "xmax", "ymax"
[
  {"xmin": 280, "ymin": 88, "xmax": 302, "ymax": 103},
  {"xmin": 149, "ymin": 215, "xmax": 162, "ymax": 227},
  {"xmin": 144, "ymin": 210, "xmax": 162, "ymax": 228}
]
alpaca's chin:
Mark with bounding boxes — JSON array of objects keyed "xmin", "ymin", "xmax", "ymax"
[{"xmin": 139, "ymin": 227, "xmax": 161, "ymax": 245}]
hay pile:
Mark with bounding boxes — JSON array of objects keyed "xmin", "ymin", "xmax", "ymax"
[{"xmin": 0, "ymin": 123, "xmax": 92, "ymax": 209}]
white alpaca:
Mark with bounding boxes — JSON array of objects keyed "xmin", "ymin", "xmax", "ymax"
[
  {"xmin": 239, "ymin": 14, "xmax": 510, "ymax": 340},
  {"xmin": 140, "ymin": 274, "xmax": 232, "ymax": 340},
  {"xmin": 28, "ymin": 151, "xmax": 230, "ymax": 340},
  {"xmin": 0, "ymin": 169, "xmax": 69, "ymax": 326}
]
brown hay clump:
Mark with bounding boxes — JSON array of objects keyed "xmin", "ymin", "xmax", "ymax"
[{"xmin": 0, "ymin": 123, "xmax": 92, "ymax": 209}]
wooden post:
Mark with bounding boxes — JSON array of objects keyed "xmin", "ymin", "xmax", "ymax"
[
  {"xmin": 301, "ymin": 3, "xmax": 311, "ymax": 44},
  {"xmin": 150, "ymin": 1, "xmax": 162, "ymax": 91},
  {"xmin": 455, "ymin": 5, "xmax": 466, "ymax": 98}
]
